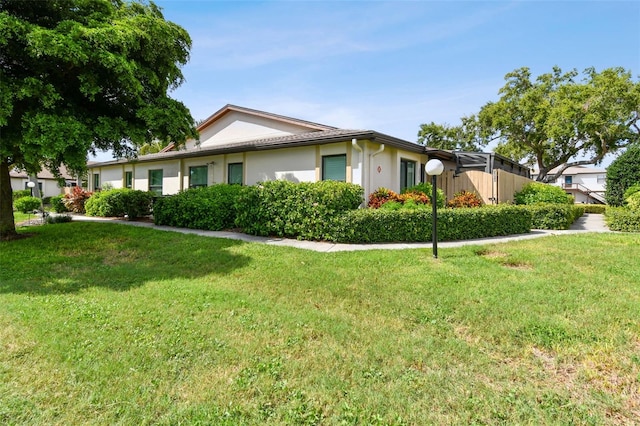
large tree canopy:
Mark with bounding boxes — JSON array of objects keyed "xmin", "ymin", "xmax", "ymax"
[
  {"xmin": 418, "ymin": 66, "xmax": 640, "ymax": 182},
  {"xmin": 0, "ymin": 0, "xmax": 198, "ymax": 239}
]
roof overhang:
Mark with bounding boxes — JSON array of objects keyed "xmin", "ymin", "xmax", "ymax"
[{"xmin": 88, "ymin": 129, "xmax": 453, "ymax": 168}]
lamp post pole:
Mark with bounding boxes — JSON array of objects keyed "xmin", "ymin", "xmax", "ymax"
[
  {"xmin": 425, "ymin": 159, "xmax": 444, "ymax": 259},
  {"xmin": 431, "ymin": 174, "xmax": 438, "ymax": 258}
]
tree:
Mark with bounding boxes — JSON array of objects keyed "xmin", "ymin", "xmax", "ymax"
[
  {"xmin": 417, "ymin": 66, "xmax": 639, "ymax": 182},
  {"xmin": 479, "ymin": 66, "xmax": 639, "ymax": 182},
  {"xmin": 0, "ymin": 0, "xmax": 198, "ymax": 239},
  {"xmin": 139, "ymin": 140, "xmax": 170, "ymax": 155},
  {"xmin": 605, "ymin": 144, "xmax": 640, "ymax": 206},
  {"xmin": 417, "ymin": 115, "xmax": 485, "ymax": 152}
]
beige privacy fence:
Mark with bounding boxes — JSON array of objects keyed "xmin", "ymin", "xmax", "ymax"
[{"xmin": 435, "ymin": 170, "xmax": 532, "ymax": 204}]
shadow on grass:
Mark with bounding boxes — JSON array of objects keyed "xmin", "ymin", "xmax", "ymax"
[{"xmin": 0, "ymin": 222, "xmax": 251, "ymax": 295}]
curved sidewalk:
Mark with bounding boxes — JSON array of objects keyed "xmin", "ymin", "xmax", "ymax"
[{"xmin": 69, "ymin": 213, "xmax": 610, "ymax": 253}]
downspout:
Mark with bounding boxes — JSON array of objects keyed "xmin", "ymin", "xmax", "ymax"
[
  {"xmin": 351, "ymin": 139, "xmax": 364, "ymax": 204},
  {"xmin": 369, "ymin": 144, "xmax": 385, "ymax": 198}
]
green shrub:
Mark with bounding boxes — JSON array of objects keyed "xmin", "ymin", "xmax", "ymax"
[
  {"xmin": 403, "ymin": 182, "xmax": 445, "ymax": 208},
  {"xmin": 583, "ymin": 205, "xmax": 606, "ymax": 214},
  {"xmin": 623, "ymin": 183, "xmax": 640, "ymax": 200},
  {"xmin": 606, "ymin": 144, "xmax": 640, "ymax": 206},
  {"xmin": 235, "ymin": 180, "xmax": 363, "ymax": 240},
  {"xmin": 12, "ymin": 189, "xmax": 31, "ymax": 201},
  {"xmin": 332, "ymin": 205, "xmax": 530, "ymax": 243},
  {"xmin": 626, "ymin": 192, "xmax": 640, "ymax": 211},
  {"xmin": 605, "ymin": 207, "xmax": 640, "ymax": 232},
  {"xmin": 520, "ymin": 204, "xmax": 584, "ymax": 230},
  {"xmin": 14, "ymin": 196, "xmax": 41, "ymax": 213},
  {"xmin": 85, "ymin": 188, "xmax": 152, "ymax": 219},
  {"xmin": 154, "ymin": 184, "xmax": 243, "ymax": 231},
  {"xmin": 514, "ymin": 182, "xmax": 572, "ymax": 205},
  {"xmin": 50, "ymin": 195, "xmax": 69, "ymax": 213},
  {"xmin": 379, "ymin": 200, "xmax": 404, "ymax": 211}
]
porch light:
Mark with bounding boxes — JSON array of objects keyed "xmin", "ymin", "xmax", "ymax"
[{"xmin": 425, "ymin": 159, "xmax": 444, "ymax": 258}]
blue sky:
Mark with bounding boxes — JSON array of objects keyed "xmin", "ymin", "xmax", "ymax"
[{"xmin": 98, "ymin": 0, "xmax": 640, "ymax": 161}]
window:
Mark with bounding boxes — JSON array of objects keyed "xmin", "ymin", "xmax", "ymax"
[
  {"xmin": 400, "ymin": 159, "xmax": 416, "ymax": 191},
  {"xmin": 93, "ymin": 173, "xmax": 100, "ymax": 191},
  {"xmin": 125, "ymin": 171, "xmax": 133, "ymax": 189},
  {"xmin": 322, "ymin": 154, "xmax": 346, "ymax": 181},
  {"xmin": 597, "ymin": 174, "xmax": 605, "ymax": 184},
  {"xmin": 565, "ymin": 176, "xmax": 573, "ymax": 185},
  {"xmin": 228, "ymin": 163, "xmax": 243, "ymax": 185},
  {"xmin": 149, "ymin": 169, "xmax": 163, "ymax": 195},
  {"xmin": 189, "ymin": 166, "xmax": 208, "ymax": 188}
]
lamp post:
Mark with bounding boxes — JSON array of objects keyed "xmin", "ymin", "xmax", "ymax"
[
  {"xmin": 425, "ymin": 159, "xmax": 444, "ymax": 258},
  {"xmin": 27, "ymin": 180, "xmax": 35, "ymax": 196}
]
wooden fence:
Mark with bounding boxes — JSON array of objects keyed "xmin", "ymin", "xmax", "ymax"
[{"xmin": 435, "ymin": 169, "xmax": 532, "ymax": 204}]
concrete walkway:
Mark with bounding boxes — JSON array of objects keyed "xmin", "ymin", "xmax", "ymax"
[{"xmin": 68, "ymin": 213, "xmax": 610, "ymax": 253}]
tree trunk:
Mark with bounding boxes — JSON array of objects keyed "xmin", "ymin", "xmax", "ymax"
[{"xmin": 0, "ymin": 159, "xmax": 18, "ymax": 240}]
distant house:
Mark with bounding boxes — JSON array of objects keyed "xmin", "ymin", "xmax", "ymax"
[
  {"xmin": 87, "ymin": 104, "xmax": 530, "ymax": 202},
  {"xmin": 532, "ymin": 165, "xmax": 606, "ymax": 204},
  {"xmin": 10, "ymin": 165, "xmax": 75, "ymax": 199}
]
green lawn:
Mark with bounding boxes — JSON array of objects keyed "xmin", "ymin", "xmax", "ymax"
[
  {"xmin": 12, "ymin": 211, "xmax": 31, "ymax": 224},
  {"xmin": 1, "ymin": 222, "xmax": 639, "ymax": 425}
]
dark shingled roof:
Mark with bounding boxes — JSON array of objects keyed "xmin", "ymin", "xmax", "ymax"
[{"xmin": 89, "ymin": 129, "xmax": 455, "ymax": 167}]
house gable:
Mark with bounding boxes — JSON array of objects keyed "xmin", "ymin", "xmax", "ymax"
[{"xmin": 186, "ymin": 104, "xmax": 336, "ymax": 150}]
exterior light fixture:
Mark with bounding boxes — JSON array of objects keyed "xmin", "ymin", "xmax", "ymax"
[
  {"xmin": 27, "ymin": 181, "xmax": 36, "ymax": 196},
  {"xmin": 425, "ymin": 159, "xmax": 444, "ymax": 258}
]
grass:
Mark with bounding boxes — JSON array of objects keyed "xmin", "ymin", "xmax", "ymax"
[
  {"xmin": 1, "ymin": 222, "xmax": 639, "ymax": 425},
  {"xmin": 12, "ymin": 211, "xmax": 31, "ymax": 224}
]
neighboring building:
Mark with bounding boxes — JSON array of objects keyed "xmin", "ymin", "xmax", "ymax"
[
  {"xmin": 10, "ymin": 165, "xmax": 75, "ymax": 199},
  {"xmin": 533, "ymin": 165, "xmax": 606, "ymax": 204},
  {"xmin": 87, "ymin": 104, "xmax": 529, "ymax": 202}
]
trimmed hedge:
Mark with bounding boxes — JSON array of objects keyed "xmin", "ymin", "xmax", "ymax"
[
  {"xmin": 515, "ymin": 182, "xmax": 572, "ymax": 205},
  {"xmin": 583, "ymin": 205, "xmax": 606, "ymax": 214},
  {"xmin": 235, "ymin": 180, "xmax": 363, "ymax": 240},
  {"xmin": 605, "ymin": 207, "xmax": 640, "ymax": 232},
  {"xmin": 85, "ymin": 188, "xmax": 152, "ymax": 219},
  {"xmin": 521, "ymin": 204, "xmax": 584, "ymax": 230},
  {"xmin": 153, "ymin": 184, "xmax": 243, "ymax": 230},
  {"xmin": 332, "ymin": 205, "xmax": 531, "ymax": 243}
]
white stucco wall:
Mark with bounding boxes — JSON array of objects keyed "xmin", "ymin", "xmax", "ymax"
[
  {"xmin": 10, "ymin": 178, "xmax": 64, "ymax": 199},
  {"xmin": 87, "ymin": 140, "xmax": 436, "ymax": 203},
  {"xmin": 186, "ymin": 111, "xmax": 321, "ymax": 150},
  {"xmin": 100, "ymin": 167, "xmax": 124, "ymax": 189},
  {"xmin": 246, "ymin": 147, "xmax": 316, "ymax": 184}
]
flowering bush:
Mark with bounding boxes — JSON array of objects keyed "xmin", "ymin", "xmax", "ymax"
[
  {"xmin": 63, "ymin": 187, "xmax": 92, "ymax": 213},
  {"xmin": 397, "ymin": 191, "xmax": 429, "ymax": 205},
  {"xmin": 447, "ymin": 190, "xmax": 483, "ymax": 208},
  {"xmin": 367, "ymin": 187, "xmax": 399, "ymax": 208},
  {"xmin": 403, "ymin": 183, "xmax": 445, "ymax": 208}
]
